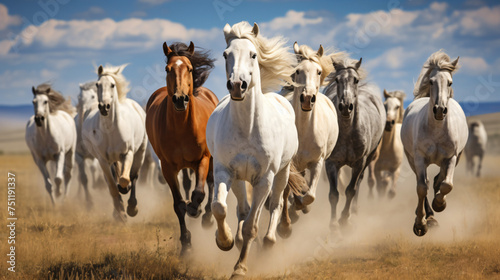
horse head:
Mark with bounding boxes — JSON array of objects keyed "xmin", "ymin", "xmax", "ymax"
[
  {"xmin": 79, "ymin": 83, "xmax": 98, "ymax": 114},
  {"xmin": 383, "ymin": 89, "xmax": 405, "ymax": 131},
  {"xmin": 293, "ymin": 42, "xmax": 323, "ymax": 112},
  {"xmin": 32, "ymin": 86, "xmax": 50, "ymax": 126},
  {"xmin": 332, "ymin": 57, "xmax": 362, "ymax": 119},
  {"xmin": 223, "ymin": 23, "xmax": 261, "ymax": 101},
  {"xmin": 428, "ymin": 57, "xmax": 459, "ymax": 121},
  {"xmin": 96, "ymin": 65, "xmax": 123, "ymax": 116},
  {"xmin": 164, "ymin": 41, "xmax": 195, "ymax": 111}
]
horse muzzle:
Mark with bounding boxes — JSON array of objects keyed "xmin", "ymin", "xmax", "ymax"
[
  {"xmin": 98, "ymin": 103, "xmax": 110, "ymax": 116},
  {"xmin": 385, "ymin": 120, "xmax": 395, "ymax": 131},
  {"xmin": 172, "ymin": 95, "xmax": 189, "ymax": 111},
  {"xmin": 433, "ymin": 105, "xmax": 447, "ymax": 121},
  {"xmin": 300, "ymin": 94, "xmax": 315, "ymax": 112},
  {"xmin": 34, "ymin": 115, "xmax": 45, "ymax": 126},
  {"xmin": 228, "ymin": 80, "xmax": 247, "ymax": 101},
  {"xmin": 338, "ymin": 102, "xmax": 354, "ymax": 118}
]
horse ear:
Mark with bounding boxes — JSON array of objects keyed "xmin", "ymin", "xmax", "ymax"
[
  {"xmin": 223, "ymin": 23, "xmax": 231, "ymax": 38},
  {"xmin": 32, "ymin": 86, "xmax": 36, "ymax": 95},
  {"xmin": 451, "ymin": 56, "xmax": 459, "ymax": 67},
  {"xmin": 317, "ymin": 45, "xmax": 324, "ymax": 57},
  {"xmin": 163, "ymin": 42, "xmax": 172, "ymax": 57},
  {"xmin": 187, "ymin": 41, "xmax": 195, "ymax": 55},
  {"xmin": 331, "ymin": 58, "xmax": 341, "ymax": 71},
  {"xmin": 355, "ymin": 58, "xmax": 362, "ymax": 70},
  {"xmin": 252, "ymin": 22, "xmax": 259, "ymax": 37},
  {"xmin": 383, "ymin": 89, "xmax": 390, "ymax": 98},
  {"xmin": 98, "ymin": 65, "xmax": 103, "ymax": 76},
  {"xmin": 293, "ymin": 42, "xmax": 300, "ymax": 54},
  {"xmin": 45, "ymin": 87, "xmax": 51, "ymax": 94}
]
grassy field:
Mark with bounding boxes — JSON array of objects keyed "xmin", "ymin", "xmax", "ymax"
[{"xmin": 1, "ymin": 115, "xmax": 500, "ymax": 279}]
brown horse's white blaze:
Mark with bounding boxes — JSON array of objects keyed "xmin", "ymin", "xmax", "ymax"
[{"xmin": 146, "ymin": 41, "xmax": 218, "ymax": 255}]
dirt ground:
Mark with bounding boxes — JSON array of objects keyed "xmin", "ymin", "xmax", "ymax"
[{"xmin": 0, "ymin": 113, "xmax": 499, "ymax": 280}]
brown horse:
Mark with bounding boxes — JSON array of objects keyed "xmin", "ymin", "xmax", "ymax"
[{"xmin": 146, "ymin": 41, "xmax": 219, "ymax": 255}]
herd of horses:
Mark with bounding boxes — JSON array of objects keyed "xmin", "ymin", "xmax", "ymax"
[{"xmin": 25, "ymin": 21, "xmax": 488, "ymax": 278}]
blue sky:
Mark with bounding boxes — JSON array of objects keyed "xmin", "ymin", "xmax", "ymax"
[{"xmin": 1, "ymin": 0, "xmax": 499, "ymax": 108}]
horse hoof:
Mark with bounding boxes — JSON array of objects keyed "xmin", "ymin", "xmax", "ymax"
[
  {"xmin": 413, "ymin": 223, "xmax": 428, "ymax": 236},
  {"xmin": 127, "ymin": 205, "xmax": 138, "ymax": 217},
  {"xmin": 301, "ymin": 193, "xmax": 315, "ymax": 206},
  {"xmin": 215, "ymin": 232, "xmax": 234, "ymax": 251},
  {"xmin": 180, "ymin": 244, "xmax": 193, "ymax": 257},
  {"xmin": 387, "ymin": 190, "xmax": 396, "ymax": 199},
  {"xmin": 277, "ymin": 221, "xmax": 292, "ymax": 239},
  {"xmin": 432, "ymin": 198, "xmax": 446, "ymax": 212},
  {"xmin": 113, "ymin": 211, "xmax": 127, "ymax": 223},
  {"xmin": 186, "ymin": 203, "xmax": 202, "ymax": 218},
  {"xmin": 201, "ymin": 213, "xmax": 214, "ymax": 229},
  {"xmin": 302, "ymin": 205, "xmax": 311, "ymax": 214},
  {"xmin": 117, "ymin": 184, "xmax": 130, "ymax": 195},
  {"xmin": 263, "ymin": 236, "xmax": 276, "ymax": 249},
  {"xmin": 230, "ymin": 266, "xmax": 247, "ymax": 280},
  {"xmin": 289, "ymin": 209, "xmax": 300, "ymax": 224},
  {"xmin": 427, "ymin": 216, "xmax": 439, "ymax": 228}
]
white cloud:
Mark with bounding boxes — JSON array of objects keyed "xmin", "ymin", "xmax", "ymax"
[
  {"xmin": 0, "ymin": 4, "xmax": 21, "ymax": 31},
  {"xmin": 460, "ymin": 56, "xmax": 490, "ymax": 74},
  {"xmin": 261, "ymin": 10, "xmax": 323, "ymax": 31},
  {"xmin": 138, "ymin": 0, "xmax": 170, "ymax": 5},
  {"xmin": 453, "ymin": 6, "xmax": 500, "ymax": 36}
]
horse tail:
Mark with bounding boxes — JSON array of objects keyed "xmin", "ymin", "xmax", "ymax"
[{"xmin": 287, "ymin": 162, "xmax": 308, "ymax": 196}]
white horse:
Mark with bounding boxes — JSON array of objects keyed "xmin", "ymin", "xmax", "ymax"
[
  {"xmin": 401, "ymin": 51, "xmax": 468, "ymax": 236},
  {"xmin": 464, "ymin": 121, "xmax": 487, "ymax": 177},
  {"xmin": 367, "ymin": 90, "xmax": 406, "ymax": 199},
  {"xmin": 82, "ymin": 64, "xmax": 148, "ymax": 222},
  {"xmin": 206, "ymin": 22, "xmax": 306, "ymax": 278},
  {"xmin": 74, "ymin": 81, "xmax": 101, "ymax": 207},
  {"xmin": 26, "ymin": 84, "xmax": 77, "ymax": 204},
  {"xmin": 279, "ymin": 42, "xmax": 341, "ymax": 229}
]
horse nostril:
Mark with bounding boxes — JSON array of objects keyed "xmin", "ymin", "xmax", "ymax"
[
  {"xmin": 41, "ymin": 116, "xmax": 45, "ymax": 121},
  {"xmin": 106, "ymin": 104, "xmax": 110, "ymax": 109},
  {"xmin": 338, "ymin": 103, "xmax": 344, "ymax": 111},
  {"xmin": 300, "ymin": 94, "xmax": 305, "ymax": 103},
  {"xmin": 227, "ymin": 80, "xmax": 233, "ymax": 91},
  {"xmin": 311, "ymin": 95, "xmax": 316, "ymax": 103},
  {"xmin": 184, "ymin": 95, "xmax": 189, "ymax": 102},
  {"xmin": 348, "ymin": 104, "xmax": 354, "ymax": 111},
  {"xmin": 172, "ymin": 95, "xmax": 177, "ymax": 103},
  {"xmin": 391, "ymin": 120, "xmax": 395, "ymax": 125},
  {"xmin": 433, "ymin": 106, "xmax": 437, "ymax": 114},
  {"xmin": 443, "ymin": 107, "xmax": 448, "ymax": 114},
  {"xmin": 241, "ymin": 81, "xmax": 248, "ymax": 90}
]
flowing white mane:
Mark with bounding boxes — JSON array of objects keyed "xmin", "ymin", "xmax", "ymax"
[
  {"xmin": 97, "ymin": 64, "xmax": 130, "ymax": 102},
  {"xmin": 413, "ymin": 50, "xmax": 460, "ymax": 99},
  {"xmin": 224, "ymin": 21, "xmax": 296, "ymax": 93},
  {"xmin": 295, "ymin": 44, "xmax": 346, "ymax": 86}
]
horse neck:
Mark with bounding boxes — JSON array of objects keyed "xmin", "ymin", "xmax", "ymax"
[
  {"xmin": 99, "ymin": 95, "xmax": 120, "ymax": 129},
  {"xmin": 426, "ymin": 98, "xmax": 445, "ymax": 128},
  {"xmin": 36, "ymin": 111, "xmax": 52, "ymax": 137},
  {"xmin": 229, "ymin": 86, "xmax": 264, "ymax": 136},
  {"xmin": 382, "ymin": 125, "xmax": 397, "ymax": 146}
]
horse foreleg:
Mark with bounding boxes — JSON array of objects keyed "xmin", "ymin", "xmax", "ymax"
[
  {"xmin": 117, "ymin": 150, "xmax": 133, "ymax": 194},
  {"xmin": 53, "ymin": 151, "xmax": 65, "ymax": 198},
  {"xmin": 367, "ymin": 160, "xmax": 376, "ymax": 199},
  {"xmin": 99, "ymin": 160, "xmax": 126, "ymax": 222},
  {"xmin": 477, "ymin": 153, "xmax": 483, "ymax": 178},
  {"xmin": 212, "ymin": 165, "xmax": 234, "ymax": 251},
  {"xmin": 233, "ymin": 180, "xmax": 250, "ymax": 250},
  {"xmin": 63, "ymin": 149, "xmax": 74, "ymax": 199},
  {"xmin": 162, "ymin": 164, "xmax": 190, "ymax": 255},
  {"xmin": 202, "ymin": 160, "xmax": 215, "ymax": 229},
  {"xmin": 34, "ymin": 154, "xmax": 55, "ymax": 205},
  {"xmin": 187, "ymin": 156, "xmax": 210, "ymax": 218},
  {"xmin": 432, "ymin": 155, "xmax": 457, "ymax": 213},
  {"xmin": 232, "ymin": 172, "xmax": 273, "ymax": 278},
  {"xmin": 126, "ymin": 148, "xmax": 145, "ymax": 217},
  {"xmin": 264, "ymin": 166, "xmax": 288, "ymax": 248},
  {"xmin": 413, "ymin": 156, "xmax": 429, "ymax": 236},
  {"xmin": 339, "ymin": 160, "xmax": 365, "ymax": 227},
  {"xmin": 77, "ymin": 155, "xmax": 92, "ymax": 209},
  {"xmin": 387, "ymin": 166, "xmax": 401, "ymax": 199},
  {"xmin": 277, "ymin": 184, "xmax": 292, "ymax": 239},
  {"xmin": 301, "ymin": 159, "xmax": 323, "ymax": 206},
  {"xmin": 325, "ymin": 159, "xmax": 340, "ymax": 232}
]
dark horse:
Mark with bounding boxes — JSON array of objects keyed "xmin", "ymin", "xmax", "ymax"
[{"xmin": 146, "ymin": 42, "xmax": 219, "ymax": 254}]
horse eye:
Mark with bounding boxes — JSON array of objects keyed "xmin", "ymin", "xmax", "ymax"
[
  {"xmin": 354, "ymin": 78, "xmax": 359, "ymax": 84},
  {"xmin": 429, "ymin": 80, "xmax": 434, "ymax": 85},
  {"xmin": 92, "ymin": 96, "xmax": 95, "ymax": 99},
  {"xmin": 189, "ymin": 68, "xmax": 193, "ymax": 73},
  {"xmin": 296, "ymin": 70, "xmax": 300, "ymax": 75},
  {"xmin": 165, "ymin": 66, "xmax": 169, "ymax": 73},
  {"xmin": 448, "ymin": 81, "xmax": 452, "ymax": 86},
  {"xmin": 318, "ymin": 70, "xmax": 322, "ymax": 76},
  {"xmin": 223, "ymin": 52, "xmax": 227, "ymax": 59},
  {"xmin": 95, "ymin": 83, "xmax": 98, "ymax": 87},
  {"xmin": 111, "ymin": 84, "xmax": 115, "ymax": 88},
  {"xmin": 44, "ymin": 100, "xmax": 48, "ymax": 104},
  {"xmin": 251, "ymin": 53, "xmax": 257, "ymax": 59}
]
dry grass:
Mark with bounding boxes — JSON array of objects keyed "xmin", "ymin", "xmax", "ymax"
[{"xmin": 0, "ymin": 149, "xmax": 500, "ymax": 279}]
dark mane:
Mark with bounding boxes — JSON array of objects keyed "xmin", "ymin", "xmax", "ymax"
[
  {"xmin": 33, "ymin": 83, "xmax": 75, "ymax": 116},
  {"xmin": 166, "ymin": 42, "xmax": 215, "ymax": 94}
]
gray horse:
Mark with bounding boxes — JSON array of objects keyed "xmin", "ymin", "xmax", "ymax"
[
  {"xmin": 324, "ymin": 57, "xmax": 385, "ymax": 231},
  {"xmin": 401, "ymin": 50, "xmax": 467, "ymax": 236},
  {"xmin": 464, "ymin": 121, "xmax": 487, "ymax": 177}
]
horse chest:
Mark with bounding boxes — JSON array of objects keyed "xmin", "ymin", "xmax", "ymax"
[{"xmin": 331, "ymin": 133, "xmax": 365, "ymax": 165}]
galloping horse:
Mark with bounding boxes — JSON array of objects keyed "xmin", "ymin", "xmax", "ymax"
[
  {"xmin": 464, "ymin": 121, "xmax": 487, "ymax": 177},
  {"xmin": 367, "ymin": 90, "xmax": 406, "ymax": 199},
  {"xmin": 324, "ymin": 57, "xmax": 385, "ymax": 231},
  {"xmin": 206, "ymin": 22, "xmax": 307, "ymax": 278},
  {"xmin": 402, "ymin": 51, "xmax": 468, "ymax": 236},
  {"xmin": 26, "ymin": 84, "xmax": 77, "ymax": 204},
  {"xmin": 82, "ymin": 64, "xmax": 148, "ymax": 222},
  {"xmin": 146, "ymin": 42, "xmax": 218, "ymax": 255},
  {"xmin": 278, "ymin": 42, "xmax": 341, "ymax": 233}
]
